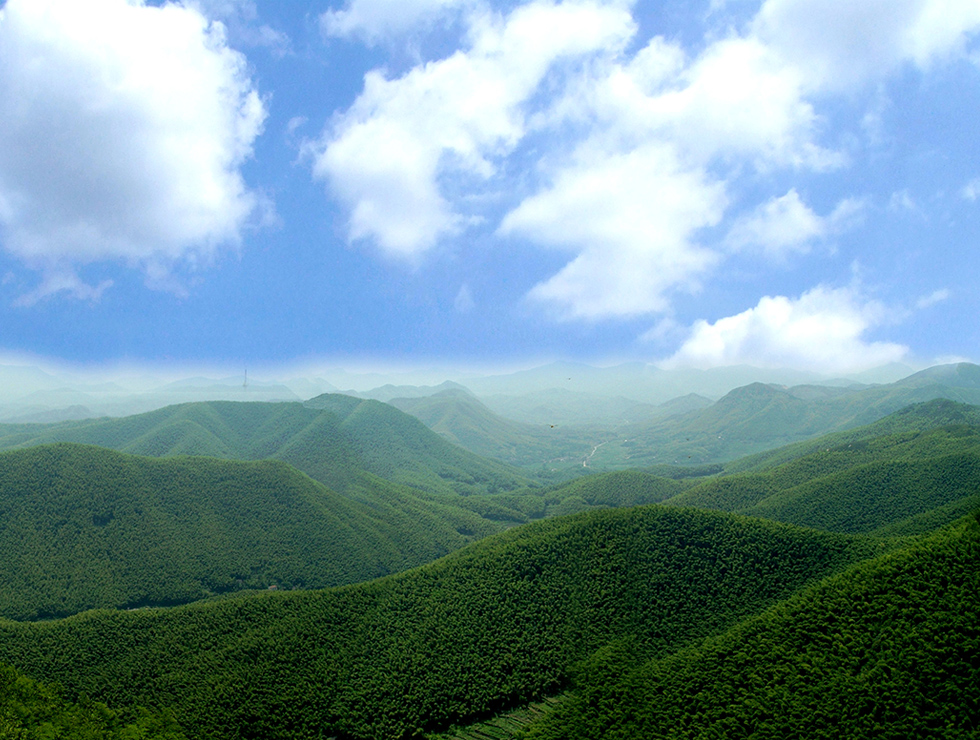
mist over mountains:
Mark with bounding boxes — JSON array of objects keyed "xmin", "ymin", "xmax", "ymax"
[{"xmin": 0, "ymin": 359, "xmax": 918, "ymax": 425}]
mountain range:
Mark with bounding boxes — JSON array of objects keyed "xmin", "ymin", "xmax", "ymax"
[
  {"xmin": 0, "ymin": 366, "xmax": 978, "ymax": 739},
  {"xmin": 386, "ymin": 362, "xmax": 980, "ymax": 471}
]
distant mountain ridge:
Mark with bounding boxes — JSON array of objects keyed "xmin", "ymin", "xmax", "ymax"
[
  {"xmin": 380, "ymin": 363, "xmax": 980, "ymax": 472},
  {"xmin": 569, "ymin": 363, "xmax": 980, "ymax": 469},
  {"xmin": 0, "ymin": 396, "xmax": 532, "ymax": 498}
]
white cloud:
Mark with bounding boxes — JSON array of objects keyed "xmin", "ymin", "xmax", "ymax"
[
  {"xmin": 501, "ymin": 143, "xmax": 725, "ymax": 318},
  {"xmin": 646, "ymin": 37, "xmax": 834, "ymax": 168},
  {"xmin": 889, "ymin": 189, "xmax": 920, "ymax": 214},
  {"xmin": 663, "ymin": 285, "xmax": 909, "ymax": 373},
  {"xmin": 12, "ymin": 270, "xmax": 114, "ymax": 308},
  {"xmin": 753, "ymin": 0, "xmax": 980, "ymax": 91},
  {"xmin": 312, "ymin": 0, "xmax": 636, "ymax": 258},
  {"xmin": 725, "ymin": 190, "xmax": 864, "ymax": 257},
  {"xmin": 319, "ymin": 0, "xmax": 980, "ymax": 323},
  {"xmin": 321, "ymin": 0, "xmax": 471, "ymax": 42},
  {"xmin": 495, "ymin": 29, "xmax": 835, "ymax": 320},
  {"xmin": 0, "ymin": 0, "xmax": 266, "ymax": 297},
  {"xmin": 725, "ymin": 189, "xmax": 824, "ymax": 256}
]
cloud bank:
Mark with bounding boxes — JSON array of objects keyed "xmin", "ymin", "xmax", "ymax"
[
  {"xmin": 317, "ymin": 0, "xmax": 980, "ymax": 326},
  {"xmin": 0, "ymin": 0, "xmax": 266, "ymax": 300}
]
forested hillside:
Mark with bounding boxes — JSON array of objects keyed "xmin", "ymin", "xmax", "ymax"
[
  {"xmin": 664, "ymin": 411, "xmax": 980, "ymax": 535},
  {"xmin": 0, "ymin": 397, "xmax": 532, "ymax": 498},
  {"xmin": 723, "ymin": 397, "xmax": 980, "ymax": 473},
  {"xmin": 0, "ymin": 506, "xmax": 877, "ymax": 740},
  {"xmin": 1, "ymin": 398, "xmax": 978, "ymax": 739},
  {"xmin": 526, "ymin": 515, "xmax": 980, "ymax": 740},
  {"xmin": 0, "ymin": 661, "xmax": 186, "ymax": 739},
  {"xmin": 0, "ymin": 443, "xmax": 500, "ymax": 620}
]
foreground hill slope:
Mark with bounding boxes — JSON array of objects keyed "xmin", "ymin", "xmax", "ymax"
[
  {"xmin": 0, "ymin": 660, "xmax": 187, "ymax": 740},
  {"xmin": 0, "ymin": 506, "xmax": 876, "ymax": 740},
  {"xmin": 0, "ymin": 397, "xmax": 532, "ymax": 498},
  {"xmin": 526, "ymin": 515, "xmax": 980, "ymax": 740},
  {"xmin": 0, "ymin": 443, "xmax": 497, "ymax": 621}
]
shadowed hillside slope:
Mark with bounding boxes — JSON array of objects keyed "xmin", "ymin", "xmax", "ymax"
[
  {"xmin": 0, "ymin": 444, "xmax": 499, "ymax": 621},
  {"xmin": 0, "ymin": 506, "xmax": 877, "ymax": 740},
  {"xmin": 526, "ymin": 516, "xmax": 980, "ymax": 740}
]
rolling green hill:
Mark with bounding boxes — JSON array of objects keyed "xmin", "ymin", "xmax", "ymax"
[
  {"xmin": 663, "ymin": 410, "xmax": 980, "ymax": 535},
  {"xmin": 0, "ymin": 506, "xmax": 877, "ymax": 740},
  {"xmin": 303, "ymin": 394, "xmax": 532, "ymax": 494},
  {"xmin": 525, "ymin": 515, "xmax": 980, "ymax": 740},
  {"xmin": 0, "ymin": 660, "xmax": 186, "ymax": 740},
  {"xmin": 0, "ymin": 443, "xmax": 500, "ymax": 621},
  {"xmin": 722, "ymin": 397, "xmax": 980, "ymax": 473},
  {"xmin": 0, "ymin": 397, "xmax": 533, "ymax": 499},
  {"xmin": 1, "ymin": 395, "xmax": 978, "ymax": 739}
]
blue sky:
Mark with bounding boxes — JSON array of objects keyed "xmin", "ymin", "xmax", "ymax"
[{"xmin": 0, "ymin": 0, "xmax": 978, "ymax": 377}]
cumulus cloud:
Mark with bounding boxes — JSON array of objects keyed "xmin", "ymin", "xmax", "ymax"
[
  {"xmin": 663, "ymin": 285, "xmax": 909, "ymax": 374},
  {"xmin": 311, "ymin": 0, "xmax": 636, "ymax": 258},
  {"xmin": 496, "ymin": 0, "xmax": 978, "ymax": 319},
  {"xmin": 725, "ymin": 190, "xmax": 864, "ymax": 257},
  {"xmin": 320, "ymin": 0, "xmax": 980, "ymax": 321},
  {"xmin": 0, "ymin": 0, "xmax": 266, "ymax": 299},
  {"xmin": 501, "ymin": 143, "xmax": 726, "ymax": 318}
]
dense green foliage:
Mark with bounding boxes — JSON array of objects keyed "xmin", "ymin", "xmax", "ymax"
[
  {"xmin": 664, "ymin": 419, "xmax": 980, "ymax": 534},
  {"xmin": 723, "ymin": 398, "xmax": 980, "ymax": 474},
  {"xmin": 0, "ymin": 444, "xmax": 499, "ymax": 620},
  {"xmin": 538, "ymin": 470, "xmax": 687, "ymax": 516},
  {"xmin": 454, "ymin": 470, "xmax": 690, "ymax": 524},
  {"xmin": 0, "ymin": 661, "xmax": 186, "ymax": 740},
  {"xmin": 526, "ymin": 518, "xmax": 980, "ymax": 740},
  {"xmin": 0, "ymin": 398, "xmax": 532, "ymax": 498},
  {"xmin": 0, "ymin": 506, "xmax": 875, "ymax": 739},
  {"xmin": 2, "ymin": 396, "xmax": 979, "ymax": 739}
]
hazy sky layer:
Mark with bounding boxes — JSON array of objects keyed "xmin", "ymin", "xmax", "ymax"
[{"xmin": 0, "ymin": 0, "xmax": 978, "ymax": 375}]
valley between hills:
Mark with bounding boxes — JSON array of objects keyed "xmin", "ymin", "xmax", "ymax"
[{"xmin": 0, "ymin": 362, "xmax": 978, "ymax": 739}]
